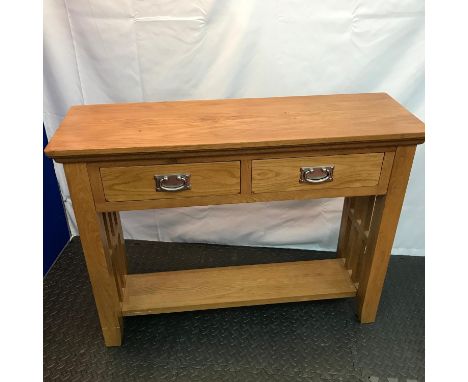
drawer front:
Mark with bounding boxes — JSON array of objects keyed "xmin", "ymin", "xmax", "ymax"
[
  {"xmin": 252, "ymin": 153, "xmax": 384, "ymax": 194},
  {"xmin": 101, "ymin": 161, "xmax": 240, "ymax": 202}
]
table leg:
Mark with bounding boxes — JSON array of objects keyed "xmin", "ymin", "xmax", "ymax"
[
  {"xmin": 356, "ymin": 145, "xmax": 416, "ymax": 323},
  {"xmin": 64, "ymin": 163, "xmax": 127, "ymax": 346},
  {"xmin": 336, "ymin": 146, "xmax": 416, "ymax": 322}
]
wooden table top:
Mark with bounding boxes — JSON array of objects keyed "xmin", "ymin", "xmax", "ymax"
[{"xmin": 45, "ymin": 93, "xmax": 424, "ymax": 161}]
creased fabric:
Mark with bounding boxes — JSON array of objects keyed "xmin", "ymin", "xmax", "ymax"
[{"xmin": 44, "ymin": 0, "xmax": 424, "ymax": 255}]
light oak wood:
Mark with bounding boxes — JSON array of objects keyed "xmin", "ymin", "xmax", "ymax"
[
  {"xmin": 44, "ymin": 93, "xmax": 424, "ymax": 162},
  {"xmin": 94, "ymin": 185, "xmax": 384, "ymax": 212},
  {"xmin": 43, "ymin": 94, "xmax": 424, "ymax": 346},
  {"xmin": 63, "ymin": 163, "xmax": 125, "ymax": 346},
  {"xmin": 377, "ymin": 151, "xmax": 396, "ymax": 193},
  {"xmin": 121, "ymin": 259, "xmax": 356, "ymax": 316},
  {"xmin": 348, "ymin": 197, "xmax": 376, "ymax": 240},
  {"xmin": 252, "ymin": 153, "xmax": 384, "ymax": 194},
  {"xmin": 85, "ymin": 146, "xmax": 394, "ymax": 173},
  {"xmin": 58, "ymin": 143, "xmax": 403, "ymax": 164},
  {"xmin": 88, "ymin": 148, "xmax": 394, "ymax": 210},
  {"xmin": 357, "ymin": 145, "xmax": 417, "ymax": 323},
  {"xmin": 87, "ymin": 164, "xmax": 108, "ymax": 205},
  {"xmin": 336, "ymin": 197, "xmax": 352, "ymax": 260},
  {"xmin": 344, "ymin": 196, "xmax": 376, "ymax": 283},
  {"xmin": 100, "ymin": 161, "xmax": 240, "ymax": 202},
  {"xmin": 240, "ymin": 160, "xmax": 252, "ymax": 194},
  {"xmin": 101, "ymin": 212, "xmax": 127, "ymax": 300}
]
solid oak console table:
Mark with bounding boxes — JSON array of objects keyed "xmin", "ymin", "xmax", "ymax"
[{"xmin": 45, "ymin": 93, "xmax": 425, "ymax": 346}]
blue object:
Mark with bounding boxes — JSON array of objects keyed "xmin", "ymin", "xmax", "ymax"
[{"xmin": 44, "ymin": 126, "xmax": 70, "ymax": 275}]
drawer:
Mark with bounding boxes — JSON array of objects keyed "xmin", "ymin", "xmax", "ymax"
[
  {"xmin": 252, "ymin": 153, "xmax": 384, "ymax": 194},
  {"xmin": 100, "ymin": 161, "xmax": 240, "ymax": 202}
]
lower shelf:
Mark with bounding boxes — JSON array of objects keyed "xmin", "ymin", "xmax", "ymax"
[{"xmin": 121, "ymin": 258, "xmax": 356, "ymax": 316}]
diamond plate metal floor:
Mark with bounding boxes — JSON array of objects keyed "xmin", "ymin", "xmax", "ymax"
[{"xmin": 44, "ymin": 238, "xmax": 424, "ymax": 381}]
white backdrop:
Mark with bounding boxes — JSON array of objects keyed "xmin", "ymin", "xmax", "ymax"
[{"xmin": 44, "ymin": 0, "xmax": 424, "ymax": 255}]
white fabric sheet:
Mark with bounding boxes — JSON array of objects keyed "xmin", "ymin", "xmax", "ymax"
[{"xmin": 44, "ymin": 0, "xmax": 425, "ymax": 255}]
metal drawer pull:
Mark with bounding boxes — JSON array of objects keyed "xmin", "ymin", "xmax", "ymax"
[
  {"xmin": 155, "ymin": 173, "xmax": 191, "ymax": 192},
  {"xmin": 299, "ymin": 166, "xmax": 334, "ymax": 184}
]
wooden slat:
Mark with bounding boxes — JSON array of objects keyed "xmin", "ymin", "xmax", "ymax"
[
  {"xmin": 240, "ymin": 159, "xmax": 252, "ymax": 194},
  {"xmin": 100, "ymin": 212, "xmax": 127, "ymax": 299},
  {"xmin": 121, "ymin": 259, "xmax": 356, "ymax": 316},
  {"xmin": 347, "ymin": 213, "xmax": 369, "ymax": 241},
  {"xmin": 347, "ymin": 196, "xmax": 376, "ymax": 240},
  {"xmin": 345, "ymin": 225, "xmax": 361, "ymax": 282},
  {"xmin": 44, "ymin": 93, "xmax": 424, "ymax": 161},
  {"xmin": 338, "ymin": 196, "xmax": 376, "ymax": 283},
  {"xmin": 336, "ymin": 197, "xmax": 352, "ymax": 260}
]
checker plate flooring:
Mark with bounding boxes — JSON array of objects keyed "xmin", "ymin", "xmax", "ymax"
[{"xmin": 44, "ymin": 238, "xmax": 424, "ymax": 381}]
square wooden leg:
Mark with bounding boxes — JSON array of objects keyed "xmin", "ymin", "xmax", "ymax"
[
  {"xmin": 337, "ymin": 146, "xmax": 417, "ymax": 323},
  {"xmin": 64, "ymin": 163, "xmax": 127, "ymax": 346}
]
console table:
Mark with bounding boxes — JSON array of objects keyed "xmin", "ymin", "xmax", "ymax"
[{"xmin": 45, "ymin": 93, "xmax": 425, "ymax": 346}]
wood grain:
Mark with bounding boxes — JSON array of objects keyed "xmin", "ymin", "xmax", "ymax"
[
  {"xmin": 87, "ymin": 148, "xmax": 395, "ymax": 205},
  {"xmin": 57, "ymin": 143, "xmax": 404, "ymax": 164},
  {"xmin": 49, "ymin": 93, "xmax": 424, "ymax": 343},
  {"xmin": 100, "ymin": 161, "xmax": 240, "ymax": 202},
  {"xmin": 63, "ymin": 163, "xmax": 124, "ymax": 346},
  {"xmin": 336, "ymin": 197, "xmax": 352, "ymax": 259},
  {"xmin": 240, "ymin": 160, "xmax": 252, "ymax": 194},
  {"xmin": 94, "ymin": 185, "xmax": 384, "ymax": 212},
  {"xmin": 101, "ymin": 212, "xmax": 127, "ymax": 300},
  {"xmin": 357, "ymin": 145, "xmax": 417, "ymax": 323},
  {"xmin": 345, "ymin": 196, "xmax": 376, "ymax": 283},
  {"xmin": 376, "ymin": 151, "xmax": 395, "ymax": 193},
  {"xmin": 44, "ymin": 93, "xmax": 424, "ymax": 161},
  {"xmin": 252, "ymin": 153, "xmax": 384, "ymax": 193},
  {"xmin": 121, "ymin": 259, "xmax": 356, "ymax": 316}
]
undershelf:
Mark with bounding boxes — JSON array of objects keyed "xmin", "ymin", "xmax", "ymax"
[{"xmin": 121, "ymin": 258, "xmax": 356, "ymax": 316}]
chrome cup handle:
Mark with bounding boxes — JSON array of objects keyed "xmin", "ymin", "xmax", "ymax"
[
  {"xmin": 155, "ymin": 174, "xmax": 191, "ymax": 192},
  {"xmin": 299, "ymin": 166, "xmax": 334, "ymax": 184}
]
